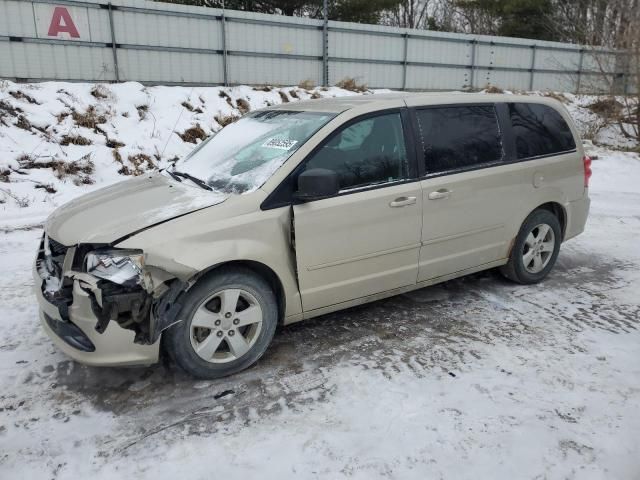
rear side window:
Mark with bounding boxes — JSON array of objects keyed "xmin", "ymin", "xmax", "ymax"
[
  {"xmin": 509, "ymin": 103, "xmax": 576, "ymax": 159},
  {"xmin": 415, "ymin": 105, "xmax": 503, "ymax": 175}
]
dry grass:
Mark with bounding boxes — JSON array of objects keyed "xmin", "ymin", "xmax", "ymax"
[
  {"xmin": 298, "ymin": 79, "xmax": 315, "ymax": 90},
  {"xmin": 253, "ymin": 85, "xmax": 272, "ymax": 92},
  {"xmin": 136, "ymin": 104, "xmax": 149, "ymax": 120},
  {"xmin": 60, "ymin": 134, "xmax": 92, "ymax": 146},
  {"xmin": 15, "ymin": 115, "xmax": 32, "ymax": 131},
  {"xmin": 236, "ymin": 98, "xmax": 251, "ymax": 114},
  {"xmin": 215, "ymin": 114, "xmax": 239, "ymax": 127},
  {"xmin": 587, "ymin": 98, "xmax": 623, "ymax": 119},
  {"xmin": 126, "ymin": 153, "xmax": 155, "ymax": 176},
  {"xmin": 0, "ymin": 187, "xmax": 30, "ymax": 207},
  {"xmin": 55, "ymin": 155, "xmax": 95, "ymax": 180},
  {"xmin": 311, "ymin": 92, "xmax": 322, "ymax": 99},
  {"xmin": 72, "ymin": 106, "xmax": 107, "ymax": 129},
  {"xmin": 542, "ymin": 91, "xmax": 569, "ymax": 104},
  {"xmin": 113, "ymin": 148, "xmax": 123, "ymax": 165},
  {"xmin": 483, "ymin": 85, "xmax": 504, "ymax": 94},
  {"xmin": 34, "ymin": 183, "xmax": 57, "ymax": 193},
  {"xmin": 17, "ymin": 153, "xmax": 94, "ymax": 181},
  {"xmin": 90, "ymin": 84, "xmax": 110, "ymax": 99},
  {"xmin": 181, "ymin": 101, "xmax": 204, "ymax": 114},
  {"xmin": 0, "ymin": 169, "xmax": 10, "ymax": 183},
  {"xmin": 278, "ymin": 91, "xmax": 289, "ymax": 103},
  {"xmin": 56, "ymin": 111, "xmax": 70, "ymax": 123},
  {"xmin": 105, "ymin": 137, "xmax": 125, "ymax": 148},
  {"xmin": 289, "ymin": 89, "xmax": 299, "ymax": 99},
  {"xmin": 336, "ymin": 77, "xmax": 368, "ymax": 93},
  {"xmin": 219, "ymin": 90, "xmax": 233, "ymax": 108},
  {"xmin": 10, "ymin": 90, "xmax": 39, "ymax": 104},
  {"xmin": 179, "ymin": 124, "xmax": 207, "ymax": 143},
  {"xmin": 0, "ymin": 100, "xmax": 22, "ymax": 126}
]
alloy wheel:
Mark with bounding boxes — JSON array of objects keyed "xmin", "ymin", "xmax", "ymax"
[
  {"xmin": 522, "ymin": 223, "xmax": 556, "ymax": 274},
  {"xmin": 189, "ymin": 288, "xmax": 263, "ymax": 363}
]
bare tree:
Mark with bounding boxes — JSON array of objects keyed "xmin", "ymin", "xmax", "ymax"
[{"xmin": 548, "ymin": 0, "xmax": 638, "ymax": 143}]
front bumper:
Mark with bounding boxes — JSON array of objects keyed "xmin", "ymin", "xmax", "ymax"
[{"xmin": 34, "ymin": 262, "xmax": 160, "ymax": 367}]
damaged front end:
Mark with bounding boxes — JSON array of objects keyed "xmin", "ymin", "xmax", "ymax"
[{"xmin": 36, "ymin": 233, "xmax": 186, "ymax": 346}]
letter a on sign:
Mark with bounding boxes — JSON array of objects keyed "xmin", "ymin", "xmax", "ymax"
[{"xmin": 48, "ymin": 7, "xmax": 80, "ymax": 38}]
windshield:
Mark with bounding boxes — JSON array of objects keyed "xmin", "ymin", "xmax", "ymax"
[{"xmin": 173, "ymin": 110, "xmax": 335, "ymax": 194}]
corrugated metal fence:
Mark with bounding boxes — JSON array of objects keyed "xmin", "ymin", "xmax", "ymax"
[{"xmin": 0, "ymin": 0, "xmax": 632, "ymax": 93}]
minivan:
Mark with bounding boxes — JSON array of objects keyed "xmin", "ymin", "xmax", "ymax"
[{"xmin": 34, "ymin": 93, "xmax": 591, "ymax": 378}]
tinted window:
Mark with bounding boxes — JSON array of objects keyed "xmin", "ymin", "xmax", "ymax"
[
  {"xmin": 509, "ymin": 103, "xmax": 576, "ymax": 159},
  {"xmin": 415, "ymin": 105, "xmax": 503, "ymax": 175},
  {"xmin": 304, "ymin": 113, "xmax": 409, "ymax": 191}
]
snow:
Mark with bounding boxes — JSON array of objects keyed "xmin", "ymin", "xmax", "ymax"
[
  {"xmin": 0, "ymin": 80, "xmax": 639, "ymax": 478},
  {"xmin": 0, "ymin": 80, "xmax": 375, "ymax": 229}
]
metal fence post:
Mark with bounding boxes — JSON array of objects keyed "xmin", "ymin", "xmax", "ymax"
[
  {"xmin": 322, "ymin": 0, "xmax": 329, "ymax": 87},
  {"xmin": 402, "ymin": 32, "xmax": 408, "ymax": 90},
  {"xmin": 576, "ymin": 49, "xmax": 584, "ymax": 94},
  {"xmin": 221, "ymin": 11, "xmax": 228, "ymax": 86},
  {"xmin": 469, "ymin": 40, "xmax": 476, "ymax": 89},
  {"xmin": 529, "ymin": 45, "xmax": 536, "ymax": 91},
  {"xmin": 107, "ymin": 2, "xmax": 119, "ymax": 82}
]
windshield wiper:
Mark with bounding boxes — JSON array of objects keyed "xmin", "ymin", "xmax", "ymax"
[
  {"xmin": 163, "ymin": 168, "xmax": 182, "ymax": 182},
  {"xmin": 172, "ymin": 170, "xmax": 213, "ymax": 191}
]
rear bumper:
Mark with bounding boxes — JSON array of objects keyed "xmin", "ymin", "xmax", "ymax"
[
  {"xmin": 565, "ymin": 195, "xmax": 591, "ymax": 241},
  {"xmin": 34, "ymin": 263, "xmax": 160, "ymax": 367}
]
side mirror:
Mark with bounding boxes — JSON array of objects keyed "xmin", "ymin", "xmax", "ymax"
[{"xmin": 294, "ymin": 168, "xmax": 340, "ymax": 202}]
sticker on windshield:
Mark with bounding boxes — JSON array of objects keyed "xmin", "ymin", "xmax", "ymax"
[{"xmin": 262, "ymin": 138, "xmax": 298, "ymax": 150}]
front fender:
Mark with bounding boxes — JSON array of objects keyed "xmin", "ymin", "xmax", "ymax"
[{"xmin": 117, "ymin": 195, "xmax": 302, "ymax": 318}]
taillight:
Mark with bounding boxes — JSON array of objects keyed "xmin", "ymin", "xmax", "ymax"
[{"xmin": 583, "ymin": 155, "xmax": 592, "ymax": 188}]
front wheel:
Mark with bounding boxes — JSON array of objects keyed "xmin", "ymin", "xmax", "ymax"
[
  {"xmin": 500, "ymin": 209, "xmax": 562, "ymax": 284},
  {"xmin": 164, "ymin": 267, "xmax": 278, "ymax": 379}
]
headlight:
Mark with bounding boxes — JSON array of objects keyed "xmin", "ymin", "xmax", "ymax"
[{"xmin": 85, "ymin": 249, "xmax": 146, "ymax": 287}]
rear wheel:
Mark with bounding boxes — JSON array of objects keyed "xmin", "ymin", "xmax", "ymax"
[
  {"xmin": 500, "ymin": 209, "xmax": 562, "ymax": 284},
  {"xmin": 164, "ymin": 267, "xmax": 278, "ymax": 379}
]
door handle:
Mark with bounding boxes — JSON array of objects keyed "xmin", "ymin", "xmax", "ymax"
[
  {"xmin": 389, "ymin": 196, "xmax": 417, "ymax": 207},
  {"xmin": 428, "ymin": 189, "xmax": 451, "ymax": 200}
]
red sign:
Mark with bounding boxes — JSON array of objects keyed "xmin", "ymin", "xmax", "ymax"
[{"xmin": 47, "ymin": 7, "xmax": 80, "ymax": 38}]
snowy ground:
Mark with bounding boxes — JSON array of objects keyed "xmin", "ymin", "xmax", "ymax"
[{"xmin": 1, "ymin": 81, "xmax": 639, "ymax": 478}]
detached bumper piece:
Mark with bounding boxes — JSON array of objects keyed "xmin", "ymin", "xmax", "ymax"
[{"xmin": 43, "ymin": 312, "xmax": 95, "ymax": 352}]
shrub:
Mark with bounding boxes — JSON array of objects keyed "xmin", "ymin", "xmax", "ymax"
[
  {"xmin": 298, "ymin": 79, "xmax": 315, "ymax": 90},
  {"xmin": 90, "ymin": 84, "xmax": 110, "ymax": 99},
  {"xmin": 336, "ymin": 77, "xmax": 368, "ymax": 93},
  {"xmin": 484, "ymin": 85, "xmax": 504, "ymax": 94},
  {"xmin": 215, "ymin": 114, "xmax": 239, "ymax": 127},
  {"xmin": 72, "ymin": 106, "xmax": 107, "ymax": 129},
  {"xmin": 60, "ymin": 134, "xmax": 92, "ymax": 146},
  {"xmin": 236, "ymin": 98, "xmax": 251, "ymax": 114},
  {"xmin": 179, "ymin": 124, "xmax": 207, "ymax": 143},
  {"xmin": 127, "ymin": 153, "xmax": 155, "ymax": 176},
  {"xmin": 587, "ymin": 98, "xmax": 623, "ymax": 119}
]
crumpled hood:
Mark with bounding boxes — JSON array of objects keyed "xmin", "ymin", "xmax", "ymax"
[{"xmin": 46, "ymin": 172, "xmax": 227, "ymax": 245}]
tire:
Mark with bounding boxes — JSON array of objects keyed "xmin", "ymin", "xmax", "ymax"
[
  {"xmin": 500, "ymin": 209, "xmax": 562, "ymax": 285},
  {"xmin": 164, "ymin": 267, "xmax": 278, "ymax": 379}
]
